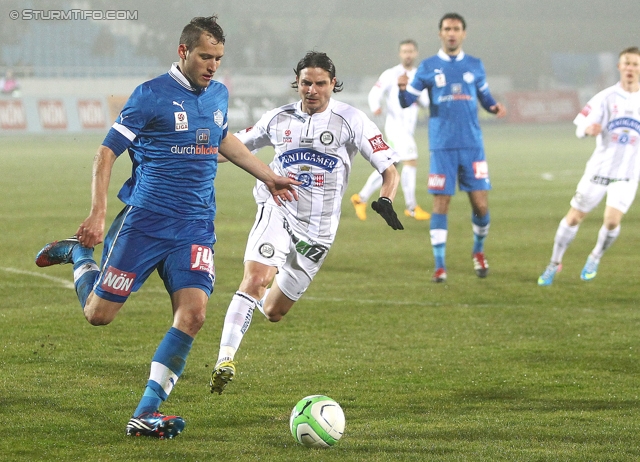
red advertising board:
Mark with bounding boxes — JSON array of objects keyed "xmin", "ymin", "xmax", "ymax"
[
  {"xmin": 505, "ymin": 90, "xmax": 581, "ymax": 123},
  {"xmin": 38, "ymin": 99, "xmax": 67, "ymax": 129},
  {"xmin": 0, "ymin": 100, "xmax": 27, "ymax": 130},
  {"xmin": 78, "ymin": 99, "xmax": 106, "ymax": 129}
]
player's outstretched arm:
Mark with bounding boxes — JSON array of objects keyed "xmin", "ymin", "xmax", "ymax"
[
  {"xmin": 371, "ymin": 165, "xmax": 403, "ymax": 230},
  {"xmin": 219, "ymin": 133, "xmax": 300, "ymax": 205}
]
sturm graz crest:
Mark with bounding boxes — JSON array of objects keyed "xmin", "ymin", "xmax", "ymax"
[
  {"xmin": 259, "ymin": 243, "xmax": 275, "ymax": 258},
  {"xmin": 320, "ymin": 131, "xmax": 334, "ymax": 145}
]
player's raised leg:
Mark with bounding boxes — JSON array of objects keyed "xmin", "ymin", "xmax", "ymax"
[{"xmin": 35, "ymin": 236, "xmax": 101, "ymax": 309}]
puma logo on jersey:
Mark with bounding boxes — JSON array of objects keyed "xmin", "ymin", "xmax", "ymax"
[{"xmin": 173, "ymin": 101, "xmax": 185, "ymax": 111}]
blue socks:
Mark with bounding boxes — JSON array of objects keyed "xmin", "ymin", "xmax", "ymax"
[
  {"xmin": 429, "ymin": 210, "xmax": 491, "ymax": 269},
  {"xmin": 71, "ymin": 245, "xmax": 99, "ymax": 309},
  {"xmin": 472, "ymin": 211, "xmax": 490, "ymax": 254},
  {"xmin": 430, "ymin": 213, "xmax": 448, "ymax": 270},
  {"xmin": 134, "ymin": 327, "xmax": 194, "ymax": 417}
]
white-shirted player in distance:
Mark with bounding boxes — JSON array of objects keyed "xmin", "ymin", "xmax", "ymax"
[
  {"xmin": 210, "ymin": 51, "xmax": 403, "ymax": 394},
  {"xmin": 351, "ymin": 40, "xmax": 431, "ymax": 221},
  {"xmin": 538, "ymin": 46, "xmax": 640, "ymax": 285}
]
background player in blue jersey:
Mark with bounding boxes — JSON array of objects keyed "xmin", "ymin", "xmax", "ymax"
[
  {"xmin": 398, "ymin": 12, "xmax": 506, "ymax": 283},
  {"xmin": 34, "ymin": 15, "xmax": 298, "ymax": 439}
]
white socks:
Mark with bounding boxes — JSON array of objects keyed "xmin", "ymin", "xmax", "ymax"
[
  {"xmin": 550, "ymin": 218, "xmax": 579, "ymax": 264},
  {"xmin": 400, "ymin": 165, "xmax": 417, "ymax": 210},
  {"xmin": 360, "ymin": 165, "xmax": 418, "ymax": 210},
  {"xmin": 217, "ymin": 291, "xmax": 256, "ymax": 365},
  {"xmin": 358, "ymin": 171, "xmax": 383, "ymax": 202},
  {"xmin": 590, "ymin": 224, "xmax": 620, "ymax": 261}
]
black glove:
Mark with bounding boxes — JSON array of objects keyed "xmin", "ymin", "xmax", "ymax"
[{"xmin": 371, "ymin": 197, "xmax": 404, "ymax": 230}]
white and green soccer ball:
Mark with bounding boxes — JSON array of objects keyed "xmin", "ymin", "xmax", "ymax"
[{"xmin": 289, "ymin": 395, "xmax": 345, "ymax": 448}]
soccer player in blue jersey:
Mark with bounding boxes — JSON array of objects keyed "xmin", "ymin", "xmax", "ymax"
[
  {"xmin": 34, "ymin": 15, "xmax": 298, "ymax": 439},
  {"xmin": 398, "ymin": 12, "xmax": 506, "ymax": 283}
]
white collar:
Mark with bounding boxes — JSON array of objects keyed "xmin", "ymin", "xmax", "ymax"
[
  {"xmin": 438, "ymin": 49, "xmax": 465, "ymax": 62},
  {"xmin": 169, "ymin": 62, "xmax": 205, "ymax": 92}
]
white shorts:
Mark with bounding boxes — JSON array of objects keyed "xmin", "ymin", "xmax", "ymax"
[
  {"xmin": 570, "ymin": 174, "xmax": 638, "ymax": 214},
  {"xmin": 385, "ymin": 124, "xmax": 418, "ymax": 162},
  {"xmin": 244, "ymin": 205, "xmax": 330, "ymax": 301}
]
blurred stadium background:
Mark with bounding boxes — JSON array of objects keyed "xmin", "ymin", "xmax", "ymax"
[{"xmin": 1, "ymin": 0, "xmax": 639, "ymax": 134}]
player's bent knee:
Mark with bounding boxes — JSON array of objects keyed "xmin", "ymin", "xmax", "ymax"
[
  {"xmin": 83, "ymin": 309, "xmax": 114, "ymax": 326},
  {"xmin": 265, "ymin": 311, "xmax": 284, "ymax": 323},
  {"xmin": 261, "ymin": 303, "xmax": 285, "ymax": 322},
  {"xmin": 83, "ymin": 295, "xmax": 123, "ymax": 326}
]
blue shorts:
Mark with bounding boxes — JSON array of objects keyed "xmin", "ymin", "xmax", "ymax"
[
  {"xmin": 427, "ymin": 148, "xmax": 491, "ymax": 195},
  {"xmin": 93, "ymin": 205, "xmax": 216, "ymax": 303}
]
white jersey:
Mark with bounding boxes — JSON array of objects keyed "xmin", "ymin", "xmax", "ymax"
[
  {"xmin": 574, "ymin": 82, "xmax": 640, "ymax": 181},
  {"xmin": 236, "ymin": 98, "xmax": 398, "ymax": 244},
  {"xmin": 368, "ymin": 63, "xmax": 430, "ymax": 137}
]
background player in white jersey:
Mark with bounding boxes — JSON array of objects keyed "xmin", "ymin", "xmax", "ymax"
[
  {"xmin": 398, "ymin": 13, "xmax": 506, "ymax": 283},
  {"xmin": 33, "ymin": 16, "xmax": 298, "ymax": 439},
  {"xmin": 351, "ymin": 40, "xmax": 431, "ymax": 221},
  {"xmin": 538, "ymin": 47, "xmax": 640, "ymax": 286},
  {"xmin": 210, "ymin": 51, "xmax": 403, "ymax": 394}
]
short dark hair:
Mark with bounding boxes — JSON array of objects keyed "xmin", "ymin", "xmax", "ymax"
[
  {"xmin": 291, "ymin": 51, "xmax": 343, "ymax": 93},
  {"xmin": 399, "ymin": 39, "xmax": 418, "ymax": 50},
  {"xmin": 439, "ymin": 12, "xmax": 466, "ymax": 30},
  {"xmin": 620, "ymin": 46, "xmax": 640, "ymax": 58},
  {"xmin": 179, "ymin": 15, "xmax": 225, "ymax": 50}
]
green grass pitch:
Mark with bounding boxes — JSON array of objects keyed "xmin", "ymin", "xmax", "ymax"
[{"xmin": 1, "ymin": 124, "xmax": 639, "ymax": 461}]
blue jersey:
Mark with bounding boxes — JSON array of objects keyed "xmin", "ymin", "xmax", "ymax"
[
  {"xmin": 102, "ymin": 63, "xmax": 228, "ymax": 220},
  {"xmin": 399, "ymin": 50, "xmax": 497, "ymax": 150}
]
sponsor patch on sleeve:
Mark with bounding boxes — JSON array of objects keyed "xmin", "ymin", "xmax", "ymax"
[
  {"xmin": 368, "ymin": 134, "xmax": 389, "ymax": 153},
  {"xmin": 580, "ymin": 104, "xmax": 592, "ymax": 117}
]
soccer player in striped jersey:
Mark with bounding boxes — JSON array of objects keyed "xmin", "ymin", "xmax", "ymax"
[
  {"xmin": 34, "ymin": 15, "xmax": 298, "ymax": 438},
  {"xmin": 351, "ymin": 39, "xmax": 431, "ymax": 221},
  {"xmin": 398, "ymin": 13, "xmax": 506, "ymax": 283},
  {"xmin": 210, "ymin": 51, "xmax": 403, "ymax": 395},
  {"xmin": 538, "ymin": 46, "xmax": 640, "ymax": 286}
]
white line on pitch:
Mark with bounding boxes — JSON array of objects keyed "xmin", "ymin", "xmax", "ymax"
[{"xmin": 1, "ymin": 267, "xmax": 75, "ymax": 289}]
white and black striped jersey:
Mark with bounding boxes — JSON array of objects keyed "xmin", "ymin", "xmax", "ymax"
[
  {"xmin": 574, "ymin": 82, "xmax": 640, "ymax": 181},
  {"xmin": 236, "ymin": 98, "xmax": 398, "ymax": 244}
]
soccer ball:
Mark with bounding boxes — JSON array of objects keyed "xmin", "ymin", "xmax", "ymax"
[{"xmin": 289, "ymin": 395, "xmax": 345, "ymax": 448}]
